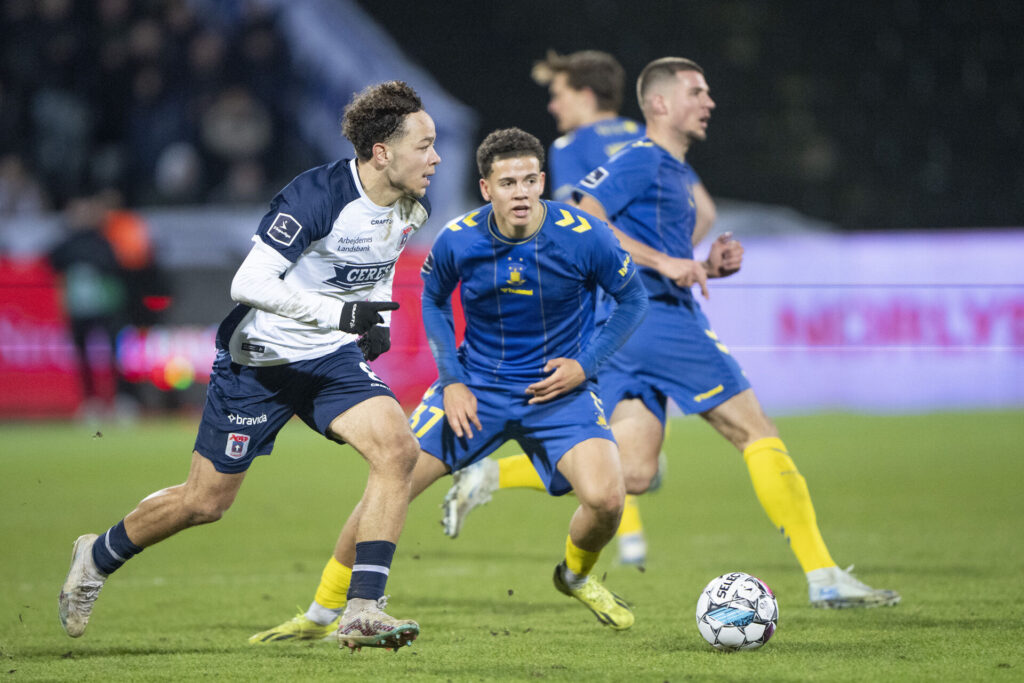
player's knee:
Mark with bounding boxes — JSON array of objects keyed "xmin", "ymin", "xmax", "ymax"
[
  {"xmin": 622, "ymin": 460, "xmax": 659, "ymax": 495},
  {"xmin": 370, "ymin": 429, "xmax": 419, "ymax": 478},
  {"xmin": 585, "ymin": 486, "xmax": 625, "ymax": 527}
]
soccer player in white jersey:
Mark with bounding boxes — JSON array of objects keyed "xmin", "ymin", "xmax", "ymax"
[
  {"xmin": 251, "ymin": 127, "xmax": 649, "ymax": 642},
  {"xmin": 58, "ymin": 81, "xmax": 440, "ymax": 651}
]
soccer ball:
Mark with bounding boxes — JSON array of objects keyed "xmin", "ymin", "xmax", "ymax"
[{"xmin": 695, "ymin": 572, "xmax": 778, "ymax": 651}]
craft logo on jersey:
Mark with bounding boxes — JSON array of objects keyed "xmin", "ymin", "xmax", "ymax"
[
  {"xmin": 225, "ymin": 433, "xmax": 250, "ymax": 459},
  {"xmin": 267, "ymin": 212, "xmax": 302, "ymax": 247},
  {"xmin": 324, "ymin": 258, "xmax": 399, "ymax": 291}
]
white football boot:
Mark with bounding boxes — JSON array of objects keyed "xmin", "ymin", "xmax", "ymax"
[
  {"xmin": 337, "ymin": 597, "xmax": 419, "ymax": 651},
  {"xmin": 58, "ymin": 534, "xmax": 108, "ymax": 637},
  {"xmin": 808, "ymin": 565, "xmax": 901, "ymax": 608},
  {"xmin": 441, "ymin": 457, "xmax": 499, "ymax": 538}
]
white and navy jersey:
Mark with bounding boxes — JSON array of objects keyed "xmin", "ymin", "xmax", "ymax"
[{"xmin": 219, "ymin": 158, "xmax": 430, "ymax": 366}]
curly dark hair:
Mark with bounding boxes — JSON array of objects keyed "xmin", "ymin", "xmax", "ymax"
[
  {"xmin": 531, "ymin": 50, "xmax": 625, "ymax": 113},
  {"xmin": 475, "ymin": 128, "xmax": 546, "ymax": 178},
  {"xmin": 341, "ymin": 81, "xmax": 423, "ymax": 160}
]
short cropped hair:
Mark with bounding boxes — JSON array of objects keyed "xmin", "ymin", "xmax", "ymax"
[
  {"xmin": 531, "ymin": 50, "xmax": 625, "ymax": 113},
  {"xmin": 342, "ymin": 81, "xmax": 423, "ymax": 160},
  {"xmin": 636, "ymin": 57, "xmax": 704, "ymax": 111},
  {"xmin": 476, "ymin": 128, "xmax": 546, "ymax": 178}
]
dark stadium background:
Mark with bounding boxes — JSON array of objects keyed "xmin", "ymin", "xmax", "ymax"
[
  {"xmin": 355, "ymin": 0, "xmax": 1024, "ymax": 230},
  {"xmin": 0, "ymin": 0, "xmax": 1021, "ymax": 418}
]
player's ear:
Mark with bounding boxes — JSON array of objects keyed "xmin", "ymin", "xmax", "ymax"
[
  {"xmin": 371, "ymin": 141, "xmax": 390, "ymax": 167},
  {"xmin": 479, "ymin": 178, "xmax": 492, "ymax": 202},
  {"xmin": 539, "ymin": 171, "xmax": 546, "ymax": 194}
]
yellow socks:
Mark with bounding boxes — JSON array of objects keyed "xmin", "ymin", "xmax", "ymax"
[
  {"xmin": 498, "ymin": 454, "xmax": 546, "ymax": 491},
  {"xmin": 743, "ymin": 437, "xmax": 835, "ymax": 573},
  {"xmin": 313, "ymin": 556, "xmax": 352, "ymax": 610},
  {"xmin": 564, "ymin": 534, "xmax": 601, "ymax": 578},
  {"xmin": 616, "ymin": 495, "xmax": 643, "ymax": 536}
]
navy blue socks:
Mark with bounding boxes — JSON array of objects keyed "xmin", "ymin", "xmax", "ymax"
[
  {"xmin": 347, "ymin": 540, "xmax": 396, "ymax": 600},
  {"xmin": 91, "ymin": 520, "xmax": 144, "ymax": 575}
]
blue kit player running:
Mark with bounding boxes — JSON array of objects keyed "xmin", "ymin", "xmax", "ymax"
[
  {"xmin": 574, "ymin": 57, "xmax": 900, "ymax": 609},
  {"xmin": 442, "ymin": 50, "xmax": 715, "ymax": 568},
  {"xmin": 252, "ymin": 127, "xmax": 648, "ymax": 641},
  {"xmin": 59, "ymin": 81, "xmax": 441, "ymax": 649}
]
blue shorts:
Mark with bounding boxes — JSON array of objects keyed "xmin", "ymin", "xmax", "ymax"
[
  {"xmin": 411, "ymin": 375, "xmax": 614, "ymax": 495},
  {"xmin": 599, "ymin": 297, "xmax": 750, "ymax": 424},
  {"xmin": 193, "ymin": 343, "xmax": 396, "ymax": 473}
]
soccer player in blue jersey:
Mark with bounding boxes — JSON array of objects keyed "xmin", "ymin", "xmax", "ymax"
[
  {"xmin": 442, "ymin": 51, "xmax": 717, "ymax": 567},
  {"xmin": 572, "ymin": 57, "xmax": 900, "ymax": 608},
  {"xmin": 252, "ymin": 127, "xmax": 648, "ymax": 640},
  {"xmin": 59, "ymin": 81, "xmax": 440, "ymax": 649}
]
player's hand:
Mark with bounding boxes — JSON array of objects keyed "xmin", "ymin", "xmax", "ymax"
[
  {"xmin": 358, "ymin": 325, "xmax": 390, "ymax": 361},
  {"xmin": 443, "ymin": 382, "xmax": 483, "ymax": 439},
  {"xmin": 658, "ymin": 257, "xmax": 710, "ymax": 299},
  {"xmin": 704, "ymin": 232, "xmax": 744, "ymax": 278},
  {"xmin": 526, "ymin": 358, "xmax": 585, "ymax": 404},
  {"xmin": 339, "ymin": 301, "xmax": 399, "ymax": 335}
]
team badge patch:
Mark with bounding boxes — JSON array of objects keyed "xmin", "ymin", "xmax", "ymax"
[
  {"xmin": 266, "ymin": 212, "xmax": 303, "ymax": 247},
  {"xmin": 225, "ymin": 433, "xmax": 251, "ymax": 459},
  {"xmin": 579, "ymin": 166, "xmax": 608, "ymax": 189},
  {"xmin": 398, "ymin": 225, "xmax": 415, "ymax": 250}
]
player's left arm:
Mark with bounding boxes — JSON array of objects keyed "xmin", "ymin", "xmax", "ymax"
[
  {"xmin": 575, "ymin": 194, "xmax": 710, "ymax": 298},
  {"xmin": 526, "ymin": 225, "xmax": 649, "ymax": 405},
  {"xmin": 691, "ymin": 181, "xmax": 717, "ymax": 245}
]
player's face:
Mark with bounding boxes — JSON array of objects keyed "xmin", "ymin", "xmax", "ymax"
[
  {"xmin": 385, "ymin": 110, "xmax": 441, "ymax": 198},
  {"xmin": 480, "ymin": 156, "xmax": 545, "ymax": 234},
  {"xmin": 667, "ymin": 70, "xmax": 715, "ymax": 143},
  {"xmin": 547, "ymin": 72, "xmax": 591, "ymax": 133}
]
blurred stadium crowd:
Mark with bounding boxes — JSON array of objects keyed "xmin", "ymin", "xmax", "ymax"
[{"xmin": 0, "ymin": 0, "xmax": 319, "ymax": 217}]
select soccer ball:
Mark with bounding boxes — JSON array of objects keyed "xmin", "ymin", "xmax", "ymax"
[{"xmin": 695, "ymin": 572, "xmax": 778, "ymax": 651}]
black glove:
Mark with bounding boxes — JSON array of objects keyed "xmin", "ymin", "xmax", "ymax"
[
  {"xmin": 358, "ymin": 325, "xmax": 391, "ymax": 361},
  {"xmin": 338, "ymin": 301, "xmax": 399, "ymax": 335}
]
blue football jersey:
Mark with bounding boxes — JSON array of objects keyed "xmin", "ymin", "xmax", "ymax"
[
  {"xmin": 574, "ymin": 138, "xmax": 702, "ymax": 303},
  {"xmin": 421, "ymin": 200, "xmax": 639, "ymax": 385},
  {"xmin": 549, "ymin": 117, "xmax": 643, "ymax": 202}
]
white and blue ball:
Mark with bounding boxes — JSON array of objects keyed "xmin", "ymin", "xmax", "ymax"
[{"xmin": 695, "ymin": 571, "xmax": 778, "ymax": 651}]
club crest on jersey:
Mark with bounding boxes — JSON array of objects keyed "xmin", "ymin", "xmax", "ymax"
[
  {"xmin": 500, "ymin": 257, "xmax": 533, "ymax": 295},
  {"xmin": 266, "ymin": 212, "xmax": 303, "ymax": 247},
  {"xmin": 225, "ymin": 433, "xmax": 250, "ymax": 459},
  {"xmin": 398, "ymin": 225, "xmax": 415, "ymax": 250},
  {"xmin": 324, "ymin": 258, "xmax": 398, "ymax": 291}
]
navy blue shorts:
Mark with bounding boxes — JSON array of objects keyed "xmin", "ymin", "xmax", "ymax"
[
  {"xmin": 411, "ymin": 374, "xmax": 614, "ymax": 496},
  {"xmin": 599, "ymin": 297, "xmax": 750, "ymax": 424},
  {"xmin": 193, "ymin": 343, "xmax": 396, "ymax": 473}
]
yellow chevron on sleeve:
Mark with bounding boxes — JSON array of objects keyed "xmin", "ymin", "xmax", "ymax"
[
  {"xmin": 554, "ymin": 209, "xmax": 591, "ymax": 233},
  {"xmin": 446, "ymin": 210, "xmax": 481, "ymax": 232},
  {"xmin": 555, "ymin": 209, "xmax": 575, "ymax": 227}
]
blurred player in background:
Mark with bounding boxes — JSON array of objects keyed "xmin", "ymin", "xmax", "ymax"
[
  {"xmin": 59, "ymin": 81, "xmax": 440, "ymax": 650},
  {"xmin": 251, "ymin": 127, "xmax": 648, "ymax": 642},
  {"xmin": 442, "ymin": 50, "xmax": 716, "ymax": 567},
  {"xmin": 572, "ymin": 56, "xmax": 900, "ymax": 608}
]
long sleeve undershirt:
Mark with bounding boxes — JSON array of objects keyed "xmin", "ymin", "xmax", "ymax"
[{"xmin": 229, "ymin": 240, "xmax": 343, "ymax": 329}]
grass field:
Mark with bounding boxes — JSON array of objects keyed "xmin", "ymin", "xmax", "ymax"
[{"xmin": 2, "ymin": 410, "xmax": 1023, "ymax": 681}]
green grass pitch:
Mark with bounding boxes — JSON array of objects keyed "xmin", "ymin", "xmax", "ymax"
[{"xmin": 2, "ymin": 410, "xmax": 1022, "ymax": 681}]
